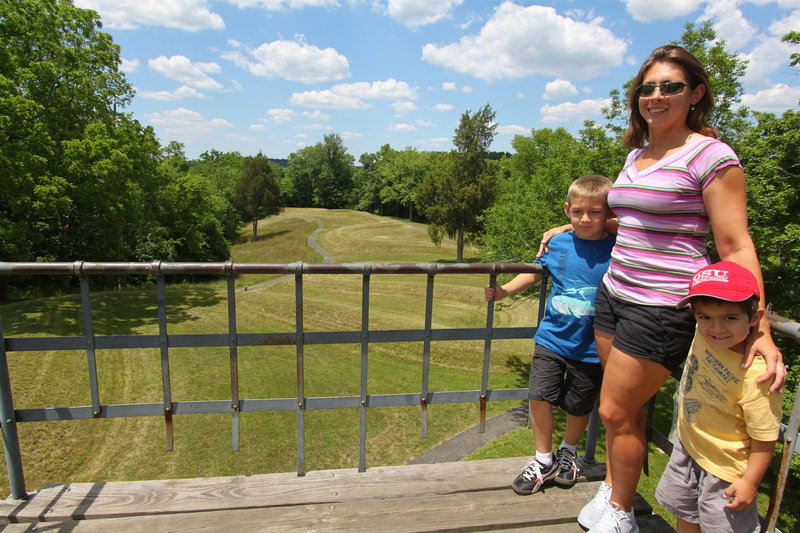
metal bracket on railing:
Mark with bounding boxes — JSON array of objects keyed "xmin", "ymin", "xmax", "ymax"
[
  {"xmin": 420, "ymin": 263, "xmax": 438, "ymax": 438},
  {"xmin": 155, "ymin": 267, "xmax": 174, "ymax": 451}
]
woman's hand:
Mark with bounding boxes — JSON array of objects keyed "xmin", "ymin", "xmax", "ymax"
[
  {"xmin": 536, "ymin": 224, "xmax": 573, "ymax": 257},
  {"xmin": 742, "ymin": 327, "xmax": 786, "ymax": 393}
]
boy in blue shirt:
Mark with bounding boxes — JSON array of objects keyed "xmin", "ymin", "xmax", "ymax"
[{"xmin": 485, "ymin": 174, "xmax": 615, "ymax": 494}]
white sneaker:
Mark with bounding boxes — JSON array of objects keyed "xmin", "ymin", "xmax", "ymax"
[
  {"xmin": 577, "ymin": 481, "xmax": 612, "ymax": 529},
  {"xmin": 587, "ymin": 502, "xmax": 639, "ymax": 533}
]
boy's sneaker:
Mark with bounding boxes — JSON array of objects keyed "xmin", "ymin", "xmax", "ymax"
[
  {"xmin": 511, "ymin": 457, "xmax": 558, "ymax": 495},
  {"xmin": 554, "ymin": 447, "xmax": 579, "ymax": 488},
  {"xmin": 578, "ymin": 481, "xmax": 612, "ymax": 528},
  {"xmin": 587, "ymin": 502, "xmax": 639, "ymax": 533}
]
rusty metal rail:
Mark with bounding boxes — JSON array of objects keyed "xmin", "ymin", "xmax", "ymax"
[{"xmin": 0, "ymin": 261, "xmax": 548, "ymax": 500}]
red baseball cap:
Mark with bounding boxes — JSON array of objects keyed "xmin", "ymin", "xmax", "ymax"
[{"xmin": 677, "ymin": 261, "xmax": 760, "ymax": 308}]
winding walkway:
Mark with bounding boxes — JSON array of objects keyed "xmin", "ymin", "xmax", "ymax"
[{"xmin": 240, "ymin": 217, "xmax": 331, "ymax": 291}]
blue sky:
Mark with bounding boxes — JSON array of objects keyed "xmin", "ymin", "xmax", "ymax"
[{"xmin": 75, "ymin": 0, "xmax": 799, "ymax": 160}]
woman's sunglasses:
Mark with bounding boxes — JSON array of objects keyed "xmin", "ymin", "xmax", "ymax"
[{"xmin": 635, "ymin": 82, "xmax": 688, "ymax": 97}]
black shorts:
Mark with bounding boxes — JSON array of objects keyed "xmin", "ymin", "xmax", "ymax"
[
  {"xmin": 593, "ymin": 284, "xmax": 695, "ymax": 373},
  {"xmin": 528, "ymin": 345, "xmax": 603, "ymax": 417}
]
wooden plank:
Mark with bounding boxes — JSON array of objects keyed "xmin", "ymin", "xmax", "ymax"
[
  {"xmin": 0, "ymin": 483, "xmax": 612, "ymax": 532},
  {"xmin": 3, "ymin": 457, "xmax": 525, "ymax": 522}
]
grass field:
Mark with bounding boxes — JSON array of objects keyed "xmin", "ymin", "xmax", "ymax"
[{"xmin": 0, "ymin": 208, "xmax": 539, "ymax": 497}]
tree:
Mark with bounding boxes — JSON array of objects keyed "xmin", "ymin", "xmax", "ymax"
[
  {"xmin": 285, "ymin": 134, "xmax": 354, "ymax": 209},
  {"xmin": 235, "ymin": 152, "xmax": 283, "ymax": 242},
  {"xmin": 0, "ymin": 0, "xmax": 134, "ymax": 262},
  {"xmin": 479, "ymin": 127, "xmax": 591, "ymax": 263},
  {"xmin": 783, "ymin": 31, "xmax": 800, "ymax": 67},
  {"xmin": 417, "ymin": 104, "xmax": 497, "ymax": 262}
]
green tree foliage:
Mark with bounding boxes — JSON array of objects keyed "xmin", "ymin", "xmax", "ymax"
[
  {"xmin": 285, "ymin": 133, "xmax": 354, "ymax": 208},
  {"xmin": 234, "ymin": 152, "xmax": 283, "ymax": 242},
  {"xmin": 735, "ymin": 110, "xmax": 800, "ymax": 318},
  {"xmin": 783, "ymin": 31, "xmax": 800, "ymax": 67},
  {"xmin": 479, "ymin": 126, "xmax": 623, "ymax": 263},
  {"xmin": 0, "ymin": 0, "xmax": 133, "ymax": 261},
  {"xmin": 417, "ymin": 104, "xmax": 497, "ymax": 262},
  {"xmin": 353, "ymin": 144, "xmax": 432, "ymax": 220}
]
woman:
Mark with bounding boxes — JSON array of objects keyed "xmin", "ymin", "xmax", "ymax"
[{"xmin": 539, "ymin": 45, "xmax": 785, "ymax": 533}]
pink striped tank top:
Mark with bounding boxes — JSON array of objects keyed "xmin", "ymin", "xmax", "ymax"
[{"xmin": 603, "ymin": 137, "xmax": 741, "ymax": 306}]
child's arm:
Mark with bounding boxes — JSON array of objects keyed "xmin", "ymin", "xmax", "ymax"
[
  {"xmin": 722, "ymin": 438, "xmax": 775, "ymax": 510},
  {"xmin": 484, "ymin": 273, "xmax": 542, "ymax": 302}
]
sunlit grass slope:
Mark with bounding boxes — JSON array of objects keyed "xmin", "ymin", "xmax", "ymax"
[{"xmin": 0, "ymin": 208, "xmax": 539, "ymax": 496}]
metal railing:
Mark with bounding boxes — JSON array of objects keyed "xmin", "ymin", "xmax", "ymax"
[
  {"xmin": 0, "ymin": 261, "xmax": 548, "ymax": 500},
  {"xmin": 0, "ymin": 261, "xmax": 797, "ymax": 532}
]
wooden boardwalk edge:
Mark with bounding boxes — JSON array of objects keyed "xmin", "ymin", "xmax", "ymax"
[{"xmin": 0, "ymin": 457, "xmax": 674, "ymax": 532}]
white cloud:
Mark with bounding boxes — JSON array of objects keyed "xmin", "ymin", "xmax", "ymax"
[
  {"xmin": 331, "ymin": 78, "xmax": 417, "ymax": 100},
  {"xmin": 147, "ymin": 108, "xmax": 234, "ymax": 138},
  {"xmin": 74, "ymin": 0, "xmax": 224, "ymax": 31},
  {"xmin": 740, "ymin": 84, "xmax": 800, "ymax": 113},
  {"xmin": 740, "ymin": 36, "xmax": 795, "ymax": 90},
  {"xmin": 120, "ymin": 58, "xmax": 140, "ymax": 73},
  {"xmin": 249, "ymin": 124, "xmax": 267, "ymax": 131},
  {"xmin": 267, "ymin": 108, "xmax": 297, "ymax": 123},
  {"xmin": 387, "ymin": 0, "xmax": 464, "ymax": 29},
  {"xmin": 387, "ymin": 123, "xmax": 417, "ymax": 132},
  {"xmin": 148, "ymin": 55, "xmax": 223, "ymax": 90},
  {"xmin": 302, "ymin": 110, "xmax": 332, "ymax": 120},
  {"xmin": 289, "ymin": 78, "xmax": 416, "ymax": 110},
  {"xmin": 222, "ymin": 39, "xmax": 350, "ymax": 83},
  {"xmin": 769, "ymin": 8, "xmax": 800, "ymax": 36},
  {"xmin": 543, "ymin": 79, "xmax": 579, "ymax": 100},
  {"xmin": 139, "ymin": 85, "xmax": 205, "ymax": 100},
  {"xmin": 623, "ymin": 0, "xmax": 702, "ymax": 23},
  {"xmin": 340, "ymin": 131, "xmax": 365, "ymax": 139},
  {"xmin": 413, "ymin": 119, "xmax": 435, "ymax": 127},
  {"xmin": 496, "ymin": 125, "xmax": 528, "ymax": 135},
  {"xmin": 422, "ymin": 3, "xmax": 627, "ymax": 81},
  {"xmin": 442, "ymin": 82, "xmax": 458, "ymax": 91},
  {"xmin": 516, "ymin": 92, "xmax": 526, "ymax": 99},
  {"xmin": 291, "ymin": 90, "xmax": 370, "ymax": 109},
  {"xmin": 700, "ymin": 0, "xmax": 756, "ymax": 50},
  {"xmin": 540, "ymin": 98, "xmax": 611, "ymax": 123},
  {"xmin": 228, "ymin": 0, "xmax": 339, "ymax": 9},
  {"xmin": 416, "ymin": 137, "xmax": 450, "ymax": 147},
  {"xmin": 434, "ymin": 104, "xmax": 454, "ymax": 112},
  {"xmin": 225, "ymin": 133, "xmax": 256, "ymax": 142},
  {"xmin": 393, "ymin": 101, "xmax": 418, "ymax": 113}
]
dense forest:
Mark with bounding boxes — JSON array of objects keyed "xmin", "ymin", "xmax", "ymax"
[{"xmin": 1, "ymin": 0, "xmax": 798, "ymax": 329}]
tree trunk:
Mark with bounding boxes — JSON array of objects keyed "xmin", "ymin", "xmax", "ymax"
[
  {"xmin": 456, "ymin": 228, "xmax": 464, "ymax": 263},
  {"xmin": 251, "ymin": 219, "xmax": 258, "ymax": 242}
]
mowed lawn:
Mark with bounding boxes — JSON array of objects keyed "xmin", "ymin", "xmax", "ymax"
[{"xmin": 0, "ymin": 208, "xmax": 539, "ymax": 496}]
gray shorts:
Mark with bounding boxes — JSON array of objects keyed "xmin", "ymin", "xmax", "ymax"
[
  {"xmin": 528, "ymin": 345, "xmax": 602, "ymax": 417},
  {"xmin": 655, "ymin": 439, "xmax": 760, "ymax": 533}
]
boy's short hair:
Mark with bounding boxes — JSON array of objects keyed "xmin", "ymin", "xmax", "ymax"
[
  {"xmin": 677, "ymin": 261, "xmax": 761, "ymax": 317},
  {"xmin": 687, "ymin": 294, "xmax": 761, "ymax": 318},
  {"xmin": 567, "ymin": 174, "xmax": 612, "ymax": 206}
]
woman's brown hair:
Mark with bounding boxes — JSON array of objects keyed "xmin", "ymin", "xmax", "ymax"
[{"xmin": 622, "ymin": 45, "xmax": 716, "ymax": 148}]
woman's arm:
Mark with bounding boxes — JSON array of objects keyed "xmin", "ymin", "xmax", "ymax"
[
  {"xmin": 703, "ymin": 165, "xmax": 786, "ymax": 392},
  {"xmin": 536, "ymin": 218, "xmax": 618, "ymax": 257}
]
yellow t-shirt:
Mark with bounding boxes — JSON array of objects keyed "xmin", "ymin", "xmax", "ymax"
[{"xmin": 677, "ymin": 331, "xmax": 783, "ymax": 483}]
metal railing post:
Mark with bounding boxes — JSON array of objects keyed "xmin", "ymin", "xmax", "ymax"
[
  {"xmin": 155, "ymin": 269, "xmax": 174, "ymax": 451},
  {"xmin": 420, "ymin": 266, "xmax": 436, "ymax": 438},
  {"xmin": 226, "ymin": 262, "xmax": 240, "ymax": 452},
  {"xmin": 0, "ymin": 317, "xmax": 26, "ymax": 500},
  {"xmin": 294, "ymin": 262, "xmax": 306, "ymax": 476},
  {"xmin": 79, "ymin": 270, "xmax": 101, "ymax": 418},
  {"xmin": 358, "ymin": 267, "xmax": 371, "ymax": 472},
  {"xmin": 480, "ymin": 264, "xmax": 498, "ymax": 433}
]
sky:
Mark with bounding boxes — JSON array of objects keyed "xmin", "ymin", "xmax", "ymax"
[{"xmin": 74, "ymin": 0, "xmax": 799, "ymax": 160}]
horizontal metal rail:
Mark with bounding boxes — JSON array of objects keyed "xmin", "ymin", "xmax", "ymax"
[{"xmin": 0, "ymin": 261, "xmax": 547, "ymax": 501}]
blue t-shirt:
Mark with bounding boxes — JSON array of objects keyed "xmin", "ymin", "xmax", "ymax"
[{"xmin": 533, "ymin": 231, "xmax": 615, "ymax": 364}]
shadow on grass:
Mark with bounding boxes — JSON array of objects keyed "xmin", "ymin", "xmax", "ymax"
[{"xmin": 0, "ymin": 286, "xmax": 225, "ymax": 337}]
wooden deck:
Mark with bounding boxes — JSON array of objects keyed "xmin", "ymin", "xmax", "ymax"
[{"xmin": 0, "ymin": 457, "xmax": 674, "ymax": 532}]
